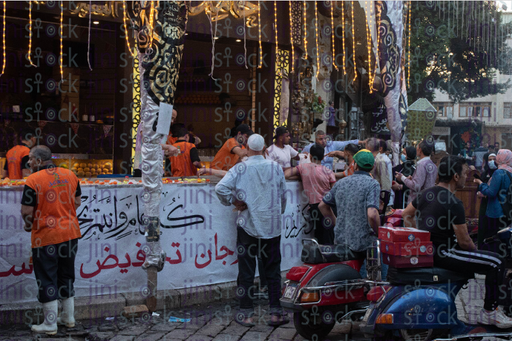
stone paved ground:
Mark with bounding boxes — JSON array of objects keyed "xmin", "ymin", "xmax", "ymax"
[
  {"xmin": 0, "ymin": 297, "xmax": 364, "ymax": 341},
  {"xmin": 1, "ymin": 279, "xmax": 510, "ymax": 341}
]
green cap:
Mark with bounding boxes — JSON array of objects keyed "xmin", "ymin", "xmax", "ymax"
[{"xmin": 353, "ymin": 149, "xmax": 375, "ymax": 170}]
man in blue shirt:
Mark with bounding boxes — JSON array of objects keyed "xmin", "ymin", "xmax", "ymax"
[
  {"xmin": 215, "ymin": 134, "xmax": 288, "ymax": 327},
  {"xmin": 302, "ymin": 130, "xmax": 361, "ymax": 170}
]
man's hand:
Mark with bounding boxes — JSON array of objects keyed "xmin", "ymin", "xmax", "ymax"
[
  {"xmin": 233, "ymin": 199, "xmax": 248, "ymax": 211},
  {"xmin": 198, "ymin": 167, "xmax": 210, "ymax": 176},
  {"xmin": 326, "ymin": 151, "xmax": 344, "ymax": 158},
  {"xmin": 476, "ymin": 191, "xmax": 486, "ymax": 198},
  {"xmin": 474, "ymin": 178, "xmax": 483, "ymax": 185},
  {"xmin": 161, "ymin": 144, "xmax": 179, "ymax": 157}
]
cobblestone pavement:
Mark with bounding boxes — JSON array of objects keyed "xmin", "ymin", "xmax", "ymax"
[
  {"xmin": 0, "ymin": 297, "xmax": 366, "ymax": 341},
  {"xmin": 2, "ymin": 278, "xmax": 510, "ymax": 341}
]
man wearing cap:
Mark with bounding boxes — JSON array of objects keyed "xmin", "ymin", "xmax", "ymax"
[
  {"xmin": 215, "ymin": 134, "xmax": 288, "ymax": 327},
  {"xmin": 211, "ymin": 124, "xmax": 252, "ymax": 171},
  {"xmin": 319, "ymin": 149, "xmax": 381, "ymax": 267},
  {"xmin": 302, "ymin": 130, "xmax": 362, "ymax": 170},
  {"xmin": 265, "ymin": 126, "xmax": 300, "ymax": 170}
]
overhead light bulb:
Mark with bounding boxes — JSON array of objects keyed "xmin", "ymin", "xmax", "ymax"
[
  {"xmin": 236, "ymin": 39, "xmax": 241, "ymax": 42},
  {"xmin": 93, "ymin": 21, "xmax": 99, "ymax": 25}
]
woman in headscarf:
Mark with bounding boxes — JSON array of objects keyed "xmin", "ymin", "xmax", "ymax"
[
  {"xmin": 477, "ymin": 153, "xmax": 498, "ymax": 247},
  {"xmin": 391, "ymin": 146, "xmax": 416, "ymax": 209},
  {"xmin": 475, "ymin": 149, "xmax": 512, "ymax": 254}
]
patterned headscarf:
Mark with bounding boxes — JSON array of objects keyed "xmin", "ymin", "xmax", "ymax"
[{"xmin": 496, "ymin": 149, "xmax": 512, "ymax": 174}]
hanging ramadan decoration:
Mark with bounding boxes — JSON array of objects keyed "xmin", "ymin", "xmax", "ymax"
[{"xmin": 128, "ymin": 0, "xmax": 188, "ymax": 311}]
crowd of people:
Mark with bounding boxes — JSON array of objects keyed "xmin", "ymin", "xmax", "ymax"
[{"xmin": 10, "ymin": 116, "xmax": 512, "ymax": 332}]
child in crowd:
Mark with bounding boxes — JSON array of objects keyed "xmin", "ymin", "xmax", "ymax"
[{"xmin": 170, "ymin": 127, "xmax": 202, "ymax": 177}]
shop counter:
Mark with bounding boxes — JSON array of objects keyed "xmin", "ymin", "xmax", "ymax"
[{"xmin": 0, "ymin": 179, "xmax": 308, "ymax": 304}]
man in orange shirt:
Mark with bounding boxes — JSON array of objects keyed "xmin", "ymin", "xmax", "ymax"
[
  {"xmin": 1, "ymin": 128, "xmax": 37, "ymax": 179},
  {"xmin": 170, "ymin": 127, "xmax": 202, "ymax": 176},
  {"xmin": 211, "ymin": 124, "xmax": 253, "ymax": 170},
  {"xmin": 21, "ymin": 145, "xmax": 82, "ymax": 335}
]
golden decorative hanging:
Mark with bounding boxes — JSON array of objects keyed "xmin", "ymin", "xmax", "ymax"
[
  {"xmin": 314, "ymin": 0, "xmax": 319, "ymax": 78},
  {"xmin": 289, "ymin": 0, "xmax": 294, "ymax": 73},
  {"xmin": 331, "ymin": 1, "xmax": 338, "ymax": 71},
  {"xmin": 303, "ymin": 0, "xmax": 308, "ymax": 58},
  {"xmin": 351, "ymin": 1, "xmax": 357, "ymax": 82}
]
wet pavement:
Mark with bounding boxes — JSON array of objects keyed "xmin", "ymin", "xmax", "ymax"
[{"xmin": 0, "ymin": 297, "xmax": 366, "ymax": 341}]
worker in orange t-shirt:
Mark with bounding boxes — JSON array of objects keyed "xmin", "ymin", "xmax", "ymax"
[
  {"xmin": 1, "ymin": 128, "xmax": 37, "ymax": 179},
  {"xmin": 211, "ymin": 124, "xmax": 253, "ymax": 171},
  {"xmin": 170, "ymin": 127, "xmax": 202, "ymax": 176},
  {"xmin": 21, "ymin": 145, "xmax": 82, "ymax": 335}
]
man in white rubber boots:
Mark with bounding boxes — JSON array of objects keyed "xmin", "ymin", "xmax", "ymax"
[{"xmin": 21, "ymin": 146, "xmax": 82, "ymax": 334}]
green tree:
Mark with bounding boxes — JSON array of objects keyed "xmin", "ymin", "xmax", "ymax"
[{"xmin": 407, "ymin": 1, "xmax": 512, "ymax": 103}]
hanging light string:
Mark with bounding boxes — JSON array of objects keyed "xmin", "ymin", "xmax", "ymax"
[
  {"xmin": 258, "ymin": 0, "xmax": 262, "ymax": 68},
  {"xmin": 27, "ymin": 1, "xmax": 36, "ymax": 67},
  {"xmin": 303, "ymin": 0, "xmax": 307, "ymax": 58},
  {"xmin": 243, "ymin": 1, "xmax": 248, "ymax": 69},
  {"xmin": 274, "ymin": 1, "xmax": 278, "ymax": 67},
  {"xmin": 341, "ymin": 1, "xmax": 345, "ymax": 75},
  {"xmin": 289, "ymin": 0, "xmax": 294, "ymax": 73},
  {"xmin": 365, "ymin": 1, "xmax": 373, "ymax": 93},
  {"xmin": 0, "ymin": 1, "xmax": 5, "ymax": 77},
  {"xmin": 60, "ymin": 0, "xmax": 63, "ymax": 82},
  {"xmin": 331, "ymin": 1, "xmax": 338, "ymax": 71},
  {"xmin": 314, "ymin": 0, "xmax": 319, "ymax": 78},
  {"xmin": 122, "ymin": 0, "xmax": 137, "ymax": 57},
  {"xmin": 351, "ymin": 1, "xmax": 357, "ymax": 82},
  {"xmin": 148, "ymin": 1, "xmax": 155, "ymax": 50},
  {"xmin": 407, "ymin": 1, "xmax": 411, "ymax": 89},
  {"xmin": 207, "ymin": 7, "xmax": 219, "ymax": 78},
  {"xmin": 87, "ymin": 0, "xmax": 93, "ymax": 70}
]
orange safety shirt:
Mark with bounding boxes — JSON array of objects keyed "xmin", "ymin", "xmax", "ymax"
[
  {"xmin": 22, "ymin": 166, "xmax": 82, "ymax": 248},
  {"xmin": 170, "ymin": 141, "xmax": 199, "ymax": 177},
  {"xmin": 211, "ymin": 138, "xmax": 245, "ymax": 170},
  {"xmin": 5, "ymin": 144, "xmax": 30, "ymax": 179}
]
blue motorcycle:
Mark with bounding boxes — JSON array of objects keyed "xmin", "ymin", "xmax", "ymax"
[{"xmin": 360, "ymin": 227, "xmax": 512, "ymax": 341}]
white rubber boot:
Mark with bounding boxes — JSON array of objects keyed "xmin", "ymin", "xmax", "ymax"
[
  {"xmin": 31, "ymin": 300, "xmax": 58, "ymax": 335},
  {"xmin": 57, "ymin": 297, "xmax": 75, "ymax": 327}
]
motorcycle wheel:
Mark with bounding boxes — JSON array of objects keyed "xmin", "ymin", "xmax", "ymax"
[
  {"xmin": 293, "ymin": 310, "xmax": 335, "ymax": 340},
  {"xmin": 399, "ymin": 328, "xmax": 433, "ymax": 341}
]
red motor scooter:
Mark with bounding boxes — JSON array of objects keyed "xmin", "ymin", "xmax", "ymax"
[
  {"xmin": 280, "ymin": 206, "xmax": 401, "ymax": 340},
  {"xmin": 279, "ymin": 239, "xmax": 385, "ymax": 340}
]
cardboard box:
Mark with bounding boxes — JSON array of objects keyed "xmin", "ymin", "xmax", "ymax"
[
  {"xmin": 380, "ymin": 240, "xmax": 434, "ymax": 256},
  {"xmin": 378, "ymin": 226, "xmax": 430, "ymax": 243},
  {"xmin": 383, "ymin": 254, "xmax": 434, "ymax": 268}
]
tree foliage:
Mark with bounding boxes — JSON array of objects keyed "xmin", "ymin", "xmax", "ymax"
[{"xmin": 407, "ymin": 1, "xmax": 512, "ymax": 103}]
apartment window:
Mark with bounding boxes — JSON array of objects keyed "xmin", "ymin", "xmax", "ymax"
[
  {"xmin": 435, "ymin": 103, "xmax": 453, "ymax": 117},
  {"xmin": 459, "ymin": 102, "xmax": 491, "ymax": 118},
  {"xmin": 504, "ymin": 103, "xmax": 512, "ymax": 119}
]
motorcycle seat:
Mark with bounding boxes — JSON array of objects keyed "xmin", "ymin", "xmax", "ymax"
[
  {"xmin": 387, "ymin": 266, "xmax": 472, "ymax": 284},
  {"xmin": 301, "ymin": 243, "xmax": 364, "ymax": 264}
]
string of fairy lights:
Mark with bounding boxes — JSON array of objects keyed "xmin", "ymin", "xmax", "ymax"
[
  {"xmin": 27, "ymin": 1, "xmax": 36, "ymax": 67},
  {"xmin": 0, "ymin": 1, "xmax": 409, "ymax": 96},
  {"xmin": 351, "ymin": 1, "xmax": 357, "ymax": 82},
  {"xmin": 258, "ymin": 0, "xmax": 262, "ymax": 68},
  {"xmin": 314, "ymin": 1, "xmax": 319, "ymax": 78},
  {"xmin": 303, "ymin": 0, "xmax": 308, "ymax": 59},
  {"xmin": 365, "ymin": 1, "xmax": 372, "ymax": 93},
  {"xmin": 0, "ymin": 1, "xmax": 4, "ymax": 77},
  {"xmin": 122, "ymin": 0, "xmax": 137, "ymax": 57},
  {"xmin": 289, "ymin": 0, "xmax": 294, "ymax": 74},
  {"xmin": 59, "ymin": 0, "xmax": 63, "ymax": 82},
  {"xmin": 274, "ymin": 0, "xmax": 278, "ymax": 68},
  {"xmin": 331, "ymin": 2, "xmax": 338, "ymax": 71},
  {"xmin": 407, "ymin": 1, "xmax": 411, "ymax": 90}
]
